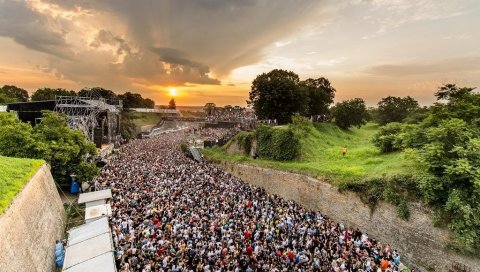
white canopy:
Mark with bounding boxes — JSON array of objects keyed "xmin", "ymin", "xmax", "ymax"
[
  {"xmin": 63, "ymin": 252, "xmax": 116, "ymax": 272},
  {"xmin": 63, "ymin": 232, "xmax": 113, "ymax": 271},
  {"xmin": 67, "ymin": 217, "xmax": 110, "ymax": 246},
  {"xmin": 78, "ymin": 189, "xmax": 112, "ymax": 204},
  {"xmin": 85, "ymin": 203, "xmax": 112, "ymax": 223}
]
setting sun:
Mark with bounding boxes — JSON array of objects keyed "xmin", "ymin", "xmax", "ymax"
[{"xmin": 168, "ymin": 87, "xmax": 178, "ymax": 97}]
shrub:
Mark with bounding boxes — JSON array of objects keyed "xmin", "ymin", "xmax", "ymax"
[
  {"xmin": 254, "ymin": 125, "xmax": 300, "ymax": 161},
  {"xmin": 271, "ymin": 128, "xmax": 300, "ymax": 161},
  {"xmin": 372, "ymin": 122, "xmax": 403, "ymax": 153},
  {"xmin": 339, "ymin": 175, "xmax": 420, "ymax": 220},
  {"xmin": 235, "ymin": 132, "xmax": 253, "ymax": 155}
]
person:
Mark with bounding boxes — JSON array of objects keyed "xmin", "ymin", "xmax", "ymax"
[
  {"xmin": 342, "ymin": 146, "xmax": 348, "ymax": 157},
  {"xmin": 93, "ymin": 130, "xmax": 406, "ymax": 271}
]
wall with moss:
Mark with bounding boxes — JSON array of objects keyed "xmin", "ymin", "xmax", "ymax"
[
  {"xmin": 217, "ymin": 161, "xmax": 479, "ymax": 271},
  {"xmin": 0, "ymin": 164, "xmax": 65, "ymax": 272}
]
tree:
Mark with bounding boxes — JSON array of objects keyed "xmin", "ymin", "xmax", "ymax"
[
  {"xmin": 0, "ymin": 113, "xmax": 40, "ymax": 158},
  {"xmin": 204, "ymin": 103, "xmax": 216, "ymax": 116},
  {"xmin": 78, "ymin": 87, "xmax": 117, "ymax": 100},
  {"xmin": 248, "ymin": 69, "xmax": 307, "ymax": 124},
  {"xmin": 118, "ymin": 92, "xmax": 155, "ymax": 108},
  {"xmin": 300, "ymin": 77, "xmax": 336, "ymax": 117},
  {"xmin": 0, "ymin": 92, "xmax": 17, "ymax": 105},
  {"xmin": 0, "ymin": 111, "xmax": 99, "ymax": 187},
  {"xmin": 376, "ymin": 96, "xmax": 419, "ymax": 125},
  {"xmin": 168, "ymin": 98, "xmax": 176, "ymax": 109},
  {"xmin": 0, "ymin": 85, "xmax": 29, "ymax": 102},
  {"xmin": 394, "ymin": 84, "xmax": 480, "ymax": 253},
  {"xmin": 331, "ymin": 98, "xmax": 369, "ymax": 129},
  {"xmin": 31, "ymin": 88, "xmax": 76, "ymax": 101}
]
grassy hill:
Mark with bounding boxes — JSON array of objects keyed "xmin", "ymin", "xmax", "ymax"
[
  {"xmin": 125, "ymin": 112, "xmax": 164, "ymax": 128},
  {"xmin": 203, "ymin": 123, "xmax": 420, "ymax": 184},
  {"xmin": 0, "ymin": 156, "xmax": 44, "ymax": 214}
]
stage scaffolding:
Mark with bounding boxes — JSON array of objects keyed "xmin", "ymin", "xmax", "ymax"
[{"xmin": 54, "ymin": 95, "xmax": 121, "ymax": 143}]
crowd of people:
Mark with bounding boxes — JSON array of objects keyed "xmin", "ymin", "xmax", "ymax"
[
  {"xmin": 199, "ymin": 127, "xmax": 240, "ymax": 143},
  {"xmin": 206, "ymin": 108, "xmax": 256, "ymax": 123},
  {"xmin": 95, "ymin": 131, "xmax": 409, "ymax": 271}
]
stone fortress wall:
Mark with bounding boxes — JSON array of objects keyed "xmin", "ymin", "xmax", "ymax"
[
  {"xmin": 0, "ymin": 164, "xmax": 65, "ymax": 272},
  {"xmin": 217, "ymin": 161, "xmax": 479, "ymax": 272}
]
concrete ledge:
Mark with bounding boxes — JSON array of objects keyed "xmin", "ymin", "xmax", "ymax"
[
  {"xmin": 0, "ymin": 164, "xmax": 65, "ymax": 272},
  {"xmin": 217, "ymin": 161, "xmax": 480, "ymax": 271}
]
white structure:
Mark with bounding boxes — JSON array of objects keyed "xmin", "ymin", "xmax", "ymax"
[
  {"xmin": 78, "ymin": 189, "xmax": 112, "ymax": 223},
  {"xmin": 63, "ymin": 217, "xmax": 116, "ymax": 272},
  {"xmin": 0, "ymin": 105, "xmax": 6, "ymax": 112},
  {"xmin": 78, "ymin": 189, "xmax": 112, "ymax": 204}
]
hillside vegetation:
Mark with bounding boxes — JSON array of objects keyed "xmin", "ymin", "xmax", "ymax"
[
  {"xmin": 204, "ymin": 122, "xmax": 419, "ymax": 183},
  {"xmin": 0, "ymin": 156, "xmax": 44, "ymax": 214},
  {"xmin": 125, "ymin": 112, "xmax": 164, "ymax": 128}
]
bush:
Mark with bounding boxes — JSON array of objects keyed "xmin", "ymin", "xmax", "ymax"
[
  {"xmin": 254, "ymin": 125, "xmax": 300, "ymax": 161},
  {"xmin": 339, "ymin": 175, "xmax": 420, "ymax": 220},
  {"xmin": 271, "ymin": 128, "xmax": 300, "ymax": 161},
  {"xmin": 372, "ymin": 122, "xmax": 403, "ymax": 153},
  {"xmin": 235, "ymin": 132, "xmax": 253, "ymax": 155}
]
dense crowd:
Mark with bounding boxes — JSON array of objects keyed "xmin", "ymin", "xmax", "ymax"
[
  {"xmin": 199, "ymin": 128, "xmax": 240, "ymax": 142},
  {"xmin": 206, "ymin": 108, "xmax": 256, "ymax": 123},
  {"xmin": 96, "ymin": 132, "xmax": 408, "ymax": 271}
]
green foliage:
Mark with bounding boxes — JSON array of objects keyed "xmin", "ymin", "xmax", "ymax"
[
  {"xmin": 119, "ymin": 91, "xmax": 155, "ymax": 108},
  {"xmin": 235, "ymin": 131, "xmax": 253, "ymax": 155},
  {"xmin": 78, "ymin": 87, "xmax": 117, "ymax": 100},
  {"xmin": 205, "ymin": 123, "xmax": 419, "ymax": 183},
  {"xmin": 339, "ymin": 175, "xmax": 420, "ymax": 220},
  {"xmin": 0, "ymin": 156, "xmax": 44, "ymax": 214},
  {"xmin": 254, "ymin": 125, "xmax": 300, "ymax": 161},
  {"xmin": 370, "ymin": 84, "xmax": 480, "ymax": 255},
  {"xmin": 375, "ymin": 96, "xmax": 419, "ymax": 125},
  {"xmin": 248, "ymin": 70, "xmax": 336, "ymax": 124},
  {"xmin": 0, "ymin": 85, "xmax": 29, "ymax": 102},
  {"xmin": 0, "ymin": 113, "xmax": 41, "ymax": 157},
  {"xmin": 0, "ymin": 92, "xmax": 17, "ymax": 104},
  {"xmin": 31, "ymin": 88, "xmax": 76, "ymax": 101},
  {"xmin": 300, "ymin": 77, "xmax": 336, "ymax": 116},
  {"xmin": 290, "ymin": 114, "xmax": 314, "ymax": 137},
  {"xmin": 248, "ymin": 69, "xmax": 302, "ymax": 124},
  {"xmin": 331, "ymin": 98, "xmax": 369, "ymax": 130},
  {"xmin": 120, "ymin": 111, "xmax": 138, "ymax": 139},
  {"xmin": 372, "ymin": 122, "xmax": 403, "ymax": 153},
  {"xmin": 0, "ymin": 111, "xmax": 99, "ymax": 187}
]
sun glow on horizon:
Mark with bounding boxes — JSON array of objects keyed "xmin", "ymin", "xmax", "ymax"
[{"xmin": 168, "ymin": 87, "xmax": 178, "ymax": 97}]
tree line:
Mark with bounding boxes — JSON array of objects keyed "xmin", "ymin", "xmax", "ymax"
[
  {"xmin": 0, "ymin": 85, "xmax": 155, "ymax": 109},
  {"xmin": 248, "ymin": 69, "xmax": 424, "ymax": 130}
]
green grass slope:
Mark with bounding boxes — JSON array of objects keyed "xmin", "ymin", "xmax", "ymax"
[
  {"xmin": 126, "ymin": 112, "xmax": 164, "ymax": 128},
  {"xmin": 204, "ymin": 123, "xmax": 420, "ymax": 184},
  {"xmin": 0, "ymin": 156, "xmax": 44, "ymax": 214}
]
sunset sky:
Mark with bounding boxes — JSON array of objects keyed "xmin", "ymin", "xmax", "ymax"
[{"xmin": 0, "ymin": 0, "xmax": 478, "ymax": 106}]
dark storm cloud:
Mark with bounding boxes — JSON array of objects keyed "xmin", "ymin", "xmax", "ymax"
[
  {"xmin": 1, "ymin": 0, "xmax": 324, "ymax": 87},
  {"xmin": 0, "ymin": 0, "xmax": 73, "ymax": 59},
  {"xmin": 90, "ymin": 30, "xmax": 131, "ymax": 55},
  {"xmin": 51, "ymin": 0, "xmax": 323, "ymax": 75}
]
